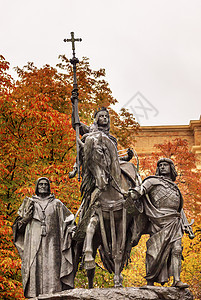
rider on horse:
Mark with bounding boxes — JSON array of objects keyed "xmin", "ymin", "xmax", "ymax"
[
  {"xmin": 69, "ymin": 105, "xmax": 134, "ymax": 179},
  {"xmin": 70, "ymin": 104, "xmax": 143, "ymax": 287}
]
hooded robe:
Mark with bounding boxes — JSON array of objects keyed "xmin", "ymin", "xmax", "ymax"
[{"xmin": 13, "ymin": 193, "xmax": 74, "ymax": 298}]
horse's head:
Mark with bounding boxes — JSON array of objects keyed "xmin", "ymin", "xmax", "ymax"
[{"xmin": 80, "ymin": 132, "xmax": 121, "ymax": 191}]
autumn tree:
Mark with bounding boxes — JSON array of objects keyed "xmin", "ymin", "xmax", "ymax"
[
  {"xmin": 0, "ymin": 54, "xmax": 139, "ymax": 298},
  {"xmin": 1, "ymin": 54, "xmax": 200, "ymax": 299},
  {"xmin": 0, "ymin": 55, "xmax": 25, "ymax": 299}
]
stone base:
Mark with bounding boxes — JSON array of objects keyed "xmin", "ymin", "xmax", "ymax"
[{"xmin": 32, "ymin": 286, "xmax": 193, "ymax": 300}]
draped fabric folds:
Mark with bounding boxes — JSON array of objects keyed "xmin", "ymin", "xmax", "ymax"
[
  {"xmin": 13, "ymin": 195, "xmax": 74, "ymax": 298},
  {"xmin": 142, "ymin": 176, "xmax": 183, "ymax": 284}
]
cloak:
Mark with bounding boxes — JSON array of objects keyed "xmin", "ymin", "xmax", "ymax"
[
  {"xmin": 142, "ymin": 176, "xmax": 184, "ymax": 284},
  {"xmin": 13, "ymin": 194, "xmax": 74, "ymax": 298}
]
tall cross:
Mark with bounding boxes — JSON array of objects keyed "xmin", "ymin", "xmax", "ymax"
[
  {"xmin": 64, "ymin": 32, "xmax": 82, "ymax": 57},
  {"xmin": 64, "ymin": 32, "xmax": 82, "ymax": 181}
]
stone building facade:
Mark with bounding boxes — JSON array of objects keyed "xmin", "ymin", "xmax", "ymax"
[{"xmin": 134, "ymin": 116, "xmax": 201, "ymax": 168}]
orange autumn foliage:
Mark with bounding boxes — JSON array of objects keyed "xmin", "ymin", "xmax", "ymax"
[
  {"xmin": 1, "ymin": 54, "xmax": 200, "ymax": 299},
  {"xmin": 0, "ymin": 54, "xmax": 138, "ymax": 298}
]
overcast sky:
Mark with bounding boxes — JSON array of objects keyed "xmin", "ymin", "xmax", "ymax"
[{"xmin": 1, "ymin": 0, "xmax": 201, "ymax": 126}]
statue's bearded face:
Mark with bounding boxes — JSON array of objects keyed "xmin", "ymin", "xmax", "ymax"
[
  {"xmin": 38, "ymin": 179, "xmax": 49, "ymax": 196},
  {"xmin": 97, "ymin": 111, "xmax": 109, "ymax": 126},
  {"xmin": 158, "ymin": 162, "xmax": 171, "ymax": 177}
]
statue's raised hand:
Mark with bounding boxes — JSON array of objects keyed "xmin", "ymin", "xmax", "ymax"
[
  {"xmin": 71, "ymin": 89, "xmax": 79, "ymax": 104},
  {"xmin": 22, "ymin": 199, "xmax": 34, "ymax": 224}
]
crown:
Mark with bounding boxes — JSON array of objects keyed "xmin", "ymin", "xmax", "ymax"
[{"xmin": 94, "ymin": 107, "xmax": 109, "ymax": 118}]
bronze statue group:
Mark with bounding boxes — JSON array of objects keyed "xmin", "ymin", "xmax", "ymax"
[{"xmin": 13, "ymin": 107, "xmax": 194, "ymax": 298}]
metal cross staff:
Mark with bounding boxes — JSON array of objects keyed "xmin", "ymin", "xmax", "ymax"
[{"xmin": 64, "ymin": 32, "xmax": 82, "ymax": 181}]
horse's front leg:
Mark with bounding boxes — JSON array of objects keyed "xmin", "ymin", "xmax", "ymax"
[
  {"xmin": 113, "ymin": 208, "xmax": 126, "ymax": 288},
  {"xmin": 87, "ymin": 241, "xmax": 99, "ymax": 288},
  {"xmin": 113, "ymin": 258, "xmax": 123, "ymax": 287},
  {"xmin": 84, "ymin": 214, "xmax": 99, "ymax": 270},
  {"xmin": 113, "ymin": 246, "xmax": 124, "ymax": 288},
  {"xmin": 87, "ymin": 263, "xmax": 95, "ymax": 289}
]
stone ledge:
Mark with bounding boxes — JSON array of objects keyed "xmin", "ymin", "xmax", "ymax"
[{"xmin": 32, "ymin": 286, "xmax": 193, "ymax": 300}]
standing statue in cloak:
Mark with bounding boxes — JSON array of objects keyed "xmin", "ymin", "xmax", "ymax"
[
  {"xmin": 13, "ymin": 177, "xmax": 75, "ymax": 298},
  {"xmin": 125, "ymin": 158, "xmax": 194, "ymax": 288}
]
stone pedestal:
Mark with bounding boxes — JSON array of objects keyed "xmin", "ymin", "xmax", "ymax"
[{"xmin": 32, "ymin": 286, "xmax": 193, "ymax": 300}]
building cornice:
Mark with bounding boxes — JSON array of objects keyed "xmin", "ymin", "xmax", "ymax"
[{"xmin": 137, "ymin": 116, "xmax": 201, "ymax": 133}]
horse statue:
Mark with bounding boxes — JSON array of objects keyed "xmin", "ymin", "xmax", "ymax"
[{"xmin": 73, "ymin": 131, "xmax": 147, "ymax": 288}]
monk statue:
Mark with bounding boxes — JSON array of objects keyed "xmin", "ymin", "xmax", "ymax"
[
  {"xmin": 13, "ymin": 177, "xmax": 76, "ymax": 298},
  {"xmin": 125, "ymin": 158, "xmax": 194, "ymax": 288}
]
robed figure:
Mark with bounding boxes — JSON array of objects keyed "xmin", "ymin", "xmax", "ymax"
[
  {"xmin": 125, "ymin": 158, "xmax": 192, "ymax": 288},
  {"xmin": 13, "ymin": 177, "xmax": 75, "ymax": 298}
]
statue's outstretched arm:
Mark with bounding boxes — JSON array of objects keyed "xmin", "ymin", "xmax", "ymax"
[{"xmin": 181, "ymin": 209, "xmax": 195, "ymax": 239}]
